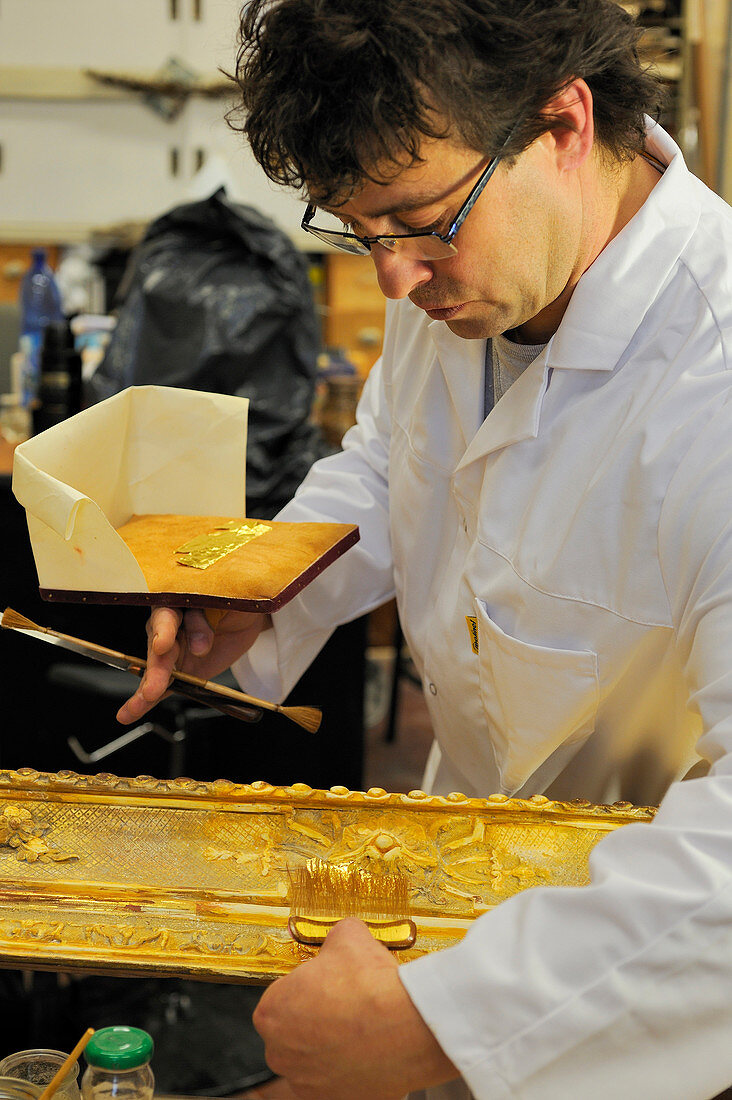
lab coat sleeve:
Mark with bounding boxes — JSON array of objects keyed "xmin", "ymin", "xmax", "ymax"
[
  {"xmin": 232, "ymin": 353, "xmax": 395, "ymax": 703},
  {"xmin": 399, "ymin": 396, "xmax": 732, "ymax": 1099}
]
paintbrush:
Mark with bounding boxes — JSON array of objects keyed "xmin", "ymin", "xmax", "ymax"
[
  {"xmin": 38, "ymin": 1028, "xmax": 94, "ymax": 1100},
  {"xmin": 1, "ymin": 607, "xmax": 321, "ymax": 734},
  {"xmin": 287, "ymin": 858, "xmax": 417, "ymax": 949}
]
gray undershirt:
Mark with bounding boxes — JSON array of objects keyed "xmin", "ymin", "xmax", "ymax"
[{"xmin": 483, "ymin": 333, "xmax": 547, "ymax": 418}]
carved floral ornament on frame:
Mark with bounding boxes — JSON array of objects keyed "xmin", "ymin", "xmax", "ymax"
[{"xmin": 0, "ymin": 770, "xmax": 656, "ymax": 980}]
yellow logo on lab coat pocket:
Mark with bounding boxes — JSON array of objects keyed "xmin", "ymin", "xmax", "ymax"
[{"xmin": 465, "ymin": 616, "xmax": 479, "ymax": 654}]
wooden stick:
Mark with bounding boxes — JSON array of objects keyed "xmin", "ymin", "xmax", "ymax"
[{"xmin": 38, "ymin": 1029, "xmax": 94, "ymax": 1100}]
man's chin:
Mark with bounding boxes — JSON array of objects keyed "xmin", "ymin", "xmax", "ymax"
[{"xmin": 444, "ymin": 313, "xmax": 509, "ymax": 340}]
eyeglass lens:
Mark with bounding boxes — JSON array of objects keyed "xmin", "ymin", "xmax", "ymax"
[{"xmin": 307, "ymin": 227, "xmax": 457, "ymax": 260}]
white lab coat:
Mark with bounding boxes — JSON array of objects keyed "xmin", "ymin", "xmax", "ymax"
[{"xmin": 235, "ymin": 122, "xmax": 732, "ymax": 1098}]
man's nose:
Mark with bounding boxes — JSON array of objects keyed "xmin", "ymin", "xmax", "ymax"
[{"xmin": 370, "ymin": 243, "xmax": 433, "ymax": 300}]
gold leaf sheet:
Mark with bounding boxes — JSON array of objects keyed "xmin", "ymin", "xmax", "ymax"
[{"xmin": 175, "ymin": 521, "xmax": 272, "ymax": 570}]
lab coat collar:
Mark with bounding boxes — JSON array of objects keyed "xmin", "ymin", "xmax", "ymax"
[
  {"xmin": 547, "ymin": 122, "xmax": 700, "ymax": 375},
  {"xmin": 431, "ymin": 122, "xmax": 701, "ymax": 470}
]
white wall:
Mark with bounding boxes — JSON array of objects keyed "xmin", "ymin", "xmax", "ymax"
[{"xmin": 0, "ymin": 0, "xmax": 313, "ymax": 246}]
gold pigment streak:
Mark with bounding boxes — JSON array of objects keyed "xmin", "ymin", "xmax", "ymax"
[{"xmin": 175, "ymin": 521, "xmax": 272, "ymax": 569}]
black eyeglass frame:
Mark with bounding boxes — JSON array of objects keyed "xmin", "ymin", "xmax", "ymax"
[{"xmin": 300, "ymin": 142, "xmax": 509, "ymax": 259}]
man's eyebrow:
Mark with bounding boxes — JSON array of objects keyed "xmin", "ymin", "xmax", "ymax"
[
  {"xmin": 321, "ymin": 190, "xmax": 446, "ymax": 218},
  {"xmin": 319, "ymin": 162, "xmax": 485, "ymax": 218},
  {"xmin": 356, "ymin": 188, "xmax": 453, "ymax": 217}
]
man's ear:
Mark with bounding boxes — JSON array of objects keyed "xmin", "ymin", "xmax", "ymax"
[{"xmin": 539, "ymin": 77, "xmax": 594, "ymax": 172}]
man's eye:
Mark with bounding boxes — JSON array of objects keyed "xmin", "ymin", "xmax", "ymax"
[
  {"xmin": 342, "ymin": 214, "xmax": 447, "ymax": 237},
  {"xmin": 404, "ymin": 215, "xmax": 449, "ymax": 235}
]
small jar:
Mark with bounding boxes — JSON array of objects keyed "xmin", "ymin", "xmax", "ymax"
[
  {"xmin": 81, "ymin": 1028, "xmax": 153, "ymax": 1100},
  {"xmin": 0, "ymin": 393, "xmax": 31, "ymax": 444},
  {"xmin": 319, "ymin": 373, "xmax": 364, "ymax": 448},
  {"xmin": 0, "ymin": 1051, "xmax": 80, "ymax": 1100},
  {"xmin": 0, "ymin": 1076, "xmax": 43, "ymax": 1100}
]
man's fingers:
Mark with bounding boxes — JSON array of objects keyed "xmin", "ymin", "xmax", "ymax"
[
  {"xmin": 117, "ymin": 608, "xmax": 183, "ymax": 724},
  {"xmin": 145, "ymin": 607, "xmax": 184, "ymax": 694},
  {"xmin": 320, "ymin": 916, "xmax": 374, "ymax": 949},
  {"xmin": 116, "ymin": 662, "xmax": 173, "ymax": 724},
  {"xmin": 148, "ymin": 606, "xmax": 184, "ymax": 655},
  {"xmin": 116, "ymin": 607, "xmax": 267, "ymax": 726},
  {"xmin": 116, "ymin": 683, "xmax": 158, "ymax": 725},
  {"xmin": 183, "ymin": 607, "xmax": 216, "ymax": 656},
  {"xmin": 141, "ymin": 658, "xmax": 176, "ymax": 700},
  {"xmin": 320, "ymin": 916, "xmax": 396, "ymax": 962}
]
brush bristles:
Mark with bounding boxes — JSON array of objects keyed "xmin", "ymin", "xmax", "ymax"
[
  {"xmin": 288, "ymin": 859, "xmax": 410, "ymax": 923},
  {"xmin": 1, "ymin": 608, "xmax": 38, "ymax": 632},
  {"xmin": 280, "ymin": 705, "xmax": 322, "ymax": 733}
]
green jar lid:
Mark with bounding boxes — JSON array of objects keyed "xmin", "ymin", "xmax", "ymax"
[{"xmin": 85, "ymin": 1028, "xmax": 153, "ymax": 1070}]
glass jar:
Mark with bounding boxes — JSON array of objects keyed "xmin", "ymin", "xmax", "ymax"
[
  {"xmin": 0, "ymin": 393, "xmax": 31, "ymax": 444},
  {"xmin": 319, "ymin": 373, "xmax": 364, "ymax": 448},
  {"xmin": 0, "ymin": 1051, "xmax": 80, "ymax": 1100},
  {"xmin": 80, "ymin": 1028, "xmax": 153, "ymax": 1100},
  {"xmin": 0, "ymin": 1076, "xmax": 43, "ymax": 1100}
]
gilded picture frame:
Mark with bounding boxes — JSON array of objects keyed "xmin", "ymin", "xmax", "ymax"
[{"xmin": 0, "ymin": 768, "xmax": 655, "ymax": 984}]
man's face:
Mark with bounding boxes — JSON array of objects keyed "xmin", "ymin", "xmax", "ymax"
[{"xmin": 325, "ymin": 134, "xmax": 585, "ymax": 341}]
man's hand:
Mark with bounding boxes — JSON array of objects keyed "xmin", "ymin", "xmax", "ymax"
[
  {"xmin": 116, "ymin": 606, "xmax": 268, "ymax": 725},
  {"xmin": 253, "ymin": 918, "xmax": 458, "ymax": 1100}
]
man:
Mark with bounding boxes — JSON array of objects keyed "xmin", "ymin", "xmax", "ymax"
[{"xmin": 119, "ymin": 0, "xmax": 732, "ymax": 1096}]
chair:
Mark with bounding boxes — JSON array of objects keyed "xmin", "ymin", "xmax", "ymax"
[{"xmin": 47, "ymin": 663, "xmax": 238, "ymax": 778}]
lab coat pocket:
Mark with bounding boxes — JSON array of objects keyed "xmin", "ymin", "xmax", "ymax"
[{"xmin": 475, "ymin": 600, "xmax": 600, "ymax": 795}]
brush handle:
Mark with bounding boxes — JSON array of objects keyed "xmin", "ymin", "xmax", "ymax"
[
  {"xmin": 38, "ymin": 1028, "xmax": 94, "ymax": 1100},
  {"xmin": 166, "ymin": 673, "xmax": 263, "ymax": 723}
]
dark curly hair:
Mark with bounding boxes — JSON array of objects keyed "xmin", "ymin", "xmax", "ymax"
[{"xmin": 227, "ymin": 0, "xmax": 665, "ymax": 204}]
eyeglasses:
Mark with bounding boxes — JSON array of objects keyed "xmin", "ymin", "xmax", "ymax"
[{"xmin": 300, "ymin": 147, "xmax": 507, "ymax": 261}]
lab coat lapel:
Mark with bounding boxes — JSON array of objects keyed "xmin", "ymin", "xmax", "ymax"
[
  {"xmin": 428, "ymin": 321, "xmax": 486, "ymax": 452},
  {"xmin": 428, "ymin": 319, "xmax": 550, "ymax": 463},
  {"xmin": 456, "ymin": 343, "xmax": 554, "ymax": 472}
]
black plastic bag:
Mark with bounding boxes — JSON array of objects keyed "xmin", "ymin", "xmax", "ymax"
[{"xmin": 90, "ymin": 188, "xmax": 325, "ymax": 517}]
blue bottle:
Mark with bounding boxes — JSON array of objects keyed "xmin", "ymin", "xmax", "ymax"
[{"xmin": 19, "ymin": 248, "xmax": 64, "ymax": 407}]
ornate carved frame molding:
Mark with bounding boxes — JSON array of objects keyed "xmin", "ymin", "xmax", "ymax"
[{"xmin": 0, "ymin": 769, "xmax": 655, "ymax": 983}]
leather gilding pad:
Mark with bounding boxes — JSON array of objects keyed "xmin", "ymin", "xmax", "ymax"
[
  {"xmin": 41, "ymin": 513, "xmax": 360, "ymax": 613},
  {"xmin": 12, "ymin": 387, "xmax": 359, "ymax": 613}
]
